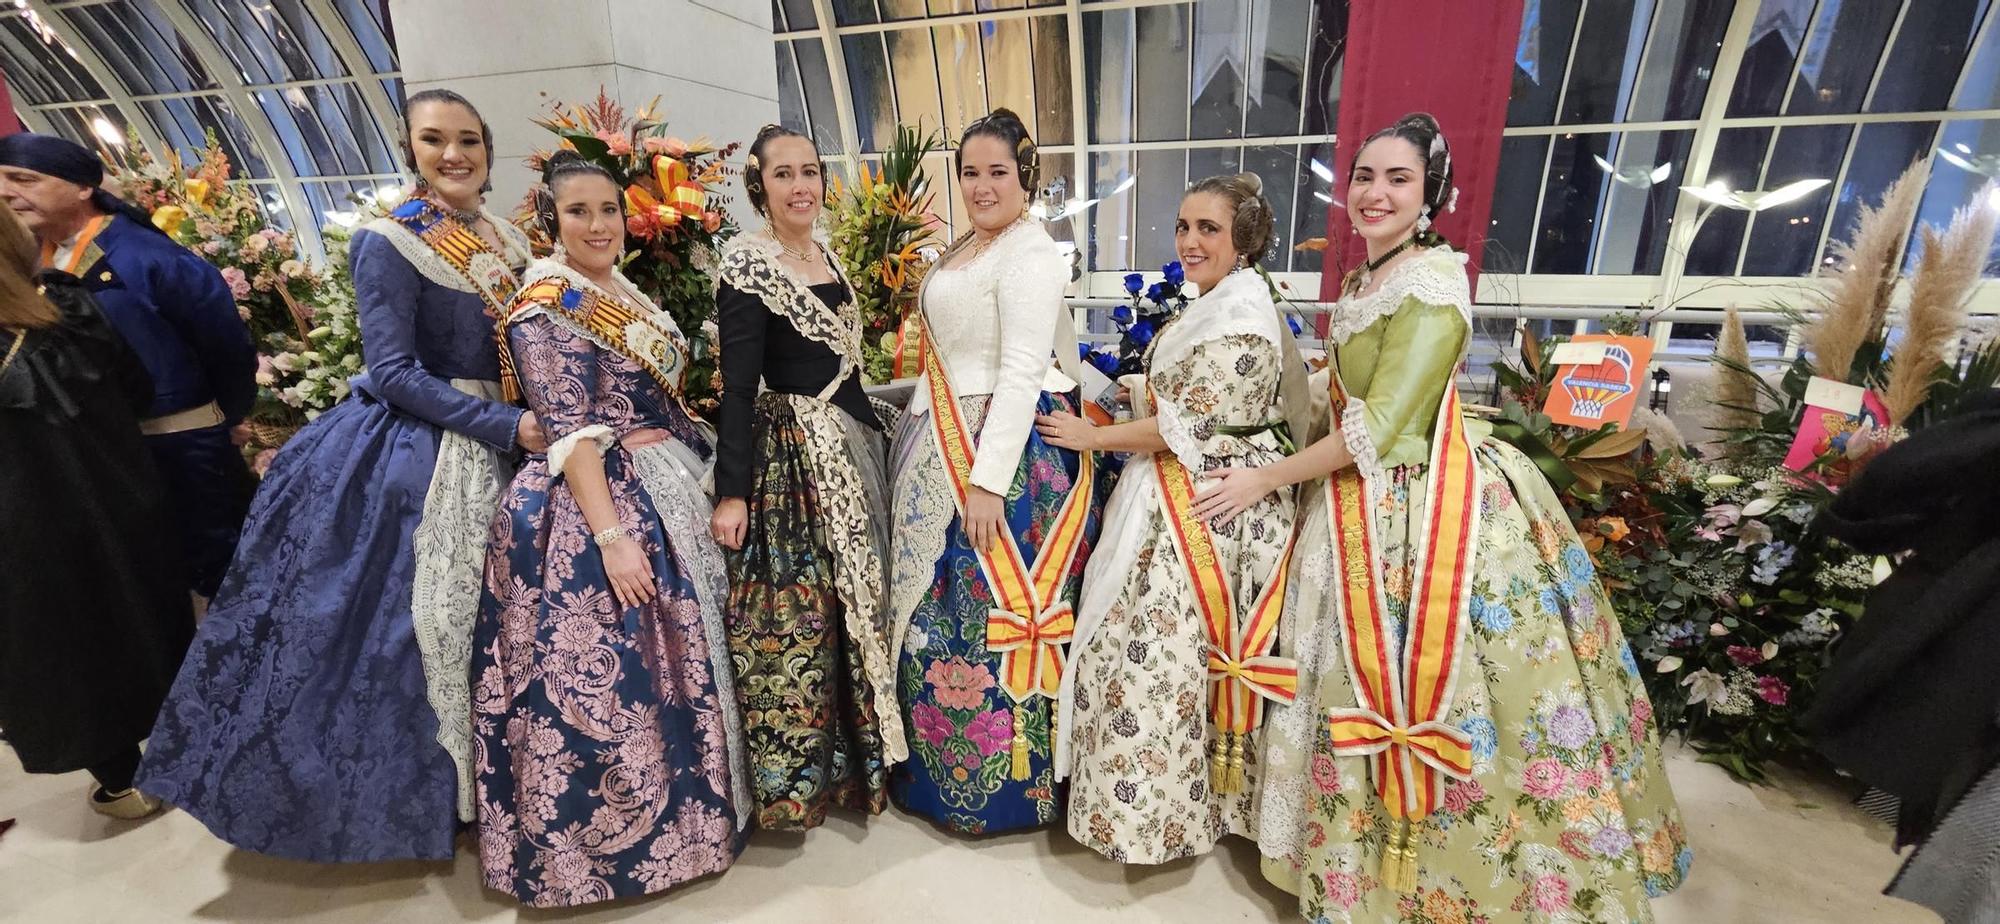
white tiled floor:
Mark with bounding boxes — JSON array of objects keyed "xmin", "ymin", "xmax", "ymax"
[{"xmin": 0, "ymin": 746, "xmax": 1933, "ymax": 923}]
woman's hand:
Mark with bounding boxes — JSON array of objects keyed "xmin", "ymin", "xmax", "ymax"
[
  {"xmin": 963, "ymin": 486, "xmax": 1006, "ymax": 552},
  {"xmin": 1035, "ymin": 411, "xmax": 1098, "ymax": 452},
  {"xmin": 602, "ymin": 534, "xmax": 656, "ymax": 610},
  {"xmin": 516, "ymin": 411, "xmax": 550, "ymax": 453},
  {"xmin": 1192, "ymin": 466, "xmax": 1276, "ymax": 526},
  {"xmin": 710, "ymin": 497, "xmax": 748, "ymax": 550}
]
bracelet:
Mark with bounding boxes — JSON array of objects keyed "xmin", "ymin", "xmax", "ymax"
[{"xmin": 592, "ymin": 526, "xmax": 633, "ymax": 549}]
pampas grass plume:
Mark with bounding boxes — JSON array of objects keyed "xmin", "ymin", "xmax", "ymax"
[
  {"xmin": 1809, "ymin": 161, "xmax": 1927, "ymax": 380},
  {"xmin": 1884, "ymin": 188, "xmax": 1998, "ymax": 422}
]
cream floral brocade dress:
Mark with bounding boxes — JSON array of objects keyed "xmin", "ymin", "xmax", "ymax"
[
  {"xmin": 1257, "ymin": 248, "xmax": 1689, "ymax": 923},
  {"xmin": 1059, "ymin": 268, "xmax": 1298, "ymax": 863}
]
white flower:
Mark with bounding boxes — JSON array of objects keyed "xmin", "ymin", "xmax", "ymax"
[
  {"xmin": 1741, "ymin": 497, "xmax": 1779, "ymax": 518},
  {"xmin": 1761, "ymin": 641, "xmax": 1779, "ymax": 661},
  {"xmin": 1683, "ymin": 669, "xmax": 1727, "ymax": 705},
  {"xmin": 1655, "ymin": 655, "xmax": 1684, "ymax": 674},
  {"xmin": 1705, "ymin": 474, "xmax": 1743, "ymax": 489},
  {"xmin": 1873, "ymin": 556, "xmax": 1894, "ymax": 585}
]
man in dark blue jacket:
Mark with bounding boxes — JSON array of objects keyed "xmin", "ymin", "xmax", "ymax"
[{"xmin": 0, "ymin": 133, "xmax": 254, "ymax": 600}]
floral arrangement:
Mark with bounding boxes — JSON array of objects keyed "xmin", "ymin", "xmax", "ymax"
[
  {"xmin": 1082, "ymin": 261, "xmax": 1189, "ymax": 379},
  {"xmin": 522, "ymin": 89, "xmax": 739, "ymax": 414},
  {"xmin": 827, "ymin": 123, "xmax": 942, "ymax": 383}
]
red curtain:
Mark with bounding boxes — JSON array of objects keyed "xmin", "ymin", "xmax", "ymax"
[
  {"xmin": 0, "ymin": 67, "xmax": 21, "ymax": 137},
  {"xmin": 1322, "ymin": 0, "xmax": 1526, "ymax": 301}
]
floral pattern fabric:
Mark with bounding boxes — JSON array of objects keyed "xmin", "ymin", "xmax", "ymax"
[
  {"xmin": 1066, "ymin": 333, "xmax": 1296, "ymax": 863},
  {"xmin": 726, "ymin": 392, "xmax": 893, "ymax": 829},
  {"xmin": 887, "ymin": 393, "xmax": 1103, "ymax": 834},
  {"xmin": 1261, "ymin": 439, "xmax": 1689, "ymax": 923},
  {"xmin": 471, "ymin": 313, "xmax": 740, "ymax": 908}
]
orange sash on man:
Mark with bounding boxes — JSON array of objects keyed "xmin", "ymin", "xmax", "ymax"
[
  {"xmin": 918, "ymin": 319, "xmax": 1095, "ymax": 780},
  {"xmin": 1322, "ymin": 373, "xmax": 1480, "ymax": 892}
]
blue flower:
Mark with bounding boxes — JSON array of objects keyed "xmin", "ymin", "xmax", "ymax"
[
  {"xmin": 1751, "ymin": 540, "xmax": 1796, "ymax": 586},
  {"xmin": 1089, "ymin": 349, "xmax": 1121, "ymax": 375},
  {"xmin": 1675, "ymin": 846, "xmax": 1695, "ymax": 880},
  {"xmin": 1472, "ymin": 595, "xmax": 1514, "ymax": 634},
  {"xmin": 1123, "ymin": 272, "xmax": 1146, "ymax": 295},
  {"xmin": 1620, "ymin": 645, "xmax": 1640, "ymax": 677},
  {"xmin": 1076, "ymin": 342, "xmax": 1092, "ymax": 361},
  {"xmin": 1563, "ymin": 546, "xmax": 1595, "ymax": 584},
  {"xmin": 1460, "ymin": 716, "xmax": 1498, "ymax": 761},
  {"xmin": 1111, "ymin": 304, "xmax": 1134, "ymax": 325},
  {"xmin": 1286, "ymin": 313, "xmax": 1304, "ymax": 335},
  {"xmin": 1130, "ymin": 318, "xmax": 1156, "ymax": 346},
  {"xmin": 1145, "ymin": 281, "xmax": 1168, "ymax": 304},
  {"xmin": 1162, "ymin": 261, "xmax": 1185, "ymax": 286},
  {"xmin": 1539, "ymin": 586, "xmax": 1563, "ymax": 617}
]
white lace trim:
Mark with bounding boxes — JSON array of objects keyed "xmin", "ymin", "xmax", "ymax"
[
  {"xmin": 1340, "ymin": 396, "xmax": 1386, "ymax": 484},
  {"xmin": 1256, "ymin": 488, "xmax": 1337, "ymax": 864},
  {"xmin": 887, "ymin": 396, "xmax": 981, "ymax": 656},
  {"xmin": 628, "ymin": 439, "xmax": 754, "ymax": 828},
  {"xmin": 546, "ymin": 424, "xmax": 615, "ymax": 479},
  {"xmin": 1154, "ymin": 392, "xmax": 1206, "ymax": 476},
  {"xmin": 408, "ymin": 378, "xmax": 510, "ymax": 822},
  {"xmin": 361, "ymin": 207, "xmax": 532, "ymax": 295},
  {"xmin": 1144, "ymin": 269, "xmax": 1280, "ymax": 375},
  {"xmin": 1326, "ymin": 248, "xmax": 1472, "ymax": 345}
]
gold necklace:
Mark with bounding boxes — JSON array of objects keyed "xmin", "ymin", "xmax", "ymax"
[
  {"xmin": 773, "ymin": 232, "xmax": 817, "ymax": 263},
  {"xmin": 0, "ymin": 326, "xmax": 26, "ymax": 378}
]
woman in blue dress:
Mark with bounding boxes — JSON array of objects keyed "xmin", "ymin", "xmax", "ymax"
[{"xmin": 135, "ymin": 89, "xmax": 546, "ymax": 862}]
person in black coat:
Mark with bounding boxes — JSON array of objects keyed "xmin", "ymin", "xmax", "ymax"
[
  {"xmin": 1805, "ymin": 388, "xmax": 2000, "ymax": 921},
  {"xmin": 0, "ymin": 203, "xmax": 191, "ymax": 820}
]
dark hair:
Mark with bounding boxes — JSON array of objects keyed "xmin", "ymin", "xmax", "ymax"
[
  {"xmin": 1185, "ymin": 172, "xmax": 1277, "ymax": 267},
  {"xmin": 534, "ymin": 150, "xmax": 621, "ymax": 239},
  {"xmin": 401, "ymin": 88, "xmax": 495, "ymax": 195},
  {"xmin": 1351, "ymin": 112, "xmax": 1454, "ymax": 246},
  {"xmin": 743, "ymin": 123, "xmax": 822, "ymax": 216},
  {"xmin": 955, "ymin": 108, "xmax": 1038, "ymax": 192}
]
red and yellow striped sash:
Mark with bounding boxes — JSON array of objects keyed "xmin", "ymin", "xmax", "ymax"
[
  {"xmin": 918, "ymin": 321, "xmax": 1095, "ymax": 780},
  {"xmin": 1152, "ymin": 442, "xmax": 1299, "ymax": 794},
  {"xmin": 397, "ymin": 204, "xmax": 522, "ymax": 400},
  {"xmin": 1322, "ymin": 374, "xmax": 1480, "ymax": 892}
]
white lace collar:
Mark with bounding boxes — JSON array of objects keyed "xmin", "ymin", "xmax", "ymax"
[
  {"xmin": 1326, "ymin": 246, "xmax": 1471, "ymax": 345},
  {"xmin": 1146, "ymin": 267, "xmax": 1279, "ymax": 375}
]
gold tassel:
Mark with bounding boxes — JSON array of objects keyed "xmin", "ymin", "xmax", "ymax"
[
  {"xmin": 1226, "ymin": 733, "xmax": 1247, "ymax": 793},
  {"xmin": 1210, "ymin": 733, "xmax": 1231, "ymax": 793},
  {"xmin": 1381, "ymin": 818, "xmax": 1420, "ymax": 893},
  {"xmin": 1009, "ymin": 702, "xmax": 1031, "ymax": 780}
]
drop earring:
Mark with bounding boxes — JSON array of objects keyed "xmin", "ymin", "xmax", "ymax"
[{"xmin": 1416, "ymin": 206, "xmax": 1433, "ymax": 234}]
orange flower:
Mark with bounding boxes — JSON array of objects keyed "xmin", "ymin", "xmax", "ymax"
[
  {"xmin": 701, "ymin": 210, "xmax": 722, "ymax": 233},
  {"xmin": 1600, "ymin": 516, "xmax": 1631, "ymax": 542}
]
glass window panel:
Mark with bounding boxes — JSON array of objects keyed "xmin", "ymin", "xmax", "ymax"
[
  {"xmin": 776, "ymin": 44, "xmax": 812, "ymax": 140},
  {"xmin": 0, "ymin": 20, "xmax": 106, "ymax": 104},
  {"xmin": 1190, "ymin": 0, "xmax": 1246, "ymax": 140},
  {"xmin": 267, "ymin": 0, "xmax": 348, "ymax": 81},
  {"xmin": 780, "ymin": 0, "xmax": 817, "ymax": 31},
  {"xmin": 251, "ymin": 184, "xmax": 297, "ymax": 235},
  {"xmin": 1083, "ymin": 9, "xmax": 1135, "ymax": 144},
  {"xmin": 1187, "ymin": 146, "xmax": 1244, "ymax": 184},
  {"xmin": 1029, "ymin": 16, "xmax": 1074, "ymax": 145},
  {"xmin": 831, "ymin": 0, "xmax": 881, "ymax": 26},
  {"xmin": 1508, "ymin": 0, "xmax": 1583, "ymax": 127},
  {"xmin": 1246, "ymin": 144, "xmax": 1298, "ymax": 269},
  {"xmin": 1245, "ymin": 0, "xmax": 1311, "ymax": 137},
  {"xmin": 1029, "ymin": 0, "xmax": 1065, "ymax": 9},
  {"xmin": 886, "ymin": 29, "xmax": 944, "ymax": 138},
  {"xmin": 1133, "ymin": 148, "xmax": 1184, "ymax": 270},
  {"xmin": 1912, "ymin": 119, "xmax": 2000, "ymax": 266},
  {"xmin": 1090, "ymin": 151, "xmax": 1136, "ymax": 270},
  {"xmin": 1684, "ymin": 126, "xmax": 1773, "ymax": 274},
  {"xmin": 1871, "ymin": 0, "xmax": 1985, "ymax": 113},
  {"xmin": 1824, "ymin": 120, "xmax": 1936, "ymax": 271},
  {"xmin": 841, "ymin": 33, "xmax": 894, "ymax": 153},
  {"xmin": 258, "ymin": 85, "xmax": 382, "ymax": 177},
  {"xmin": 1301, "ymin": 0, "xmax": 1344, "ymax": 136},
  {"xmin": 334, "ymin": 0, "xmax": 397, "ymax": 72},
  {"xmin": 185, "ymin": 0, "xmax": 278, "ymax": 83},
  {"xmin": 1531, "ymin": 132, "xmax": 1613, "ymax": 274},
  {"xmin": 382, "ymin": 77, "xmax": 403, "ymax": 110},
  {"xmin": 1741, "ymin": 123, "xmax": 1849, "ymax": 275},
  {"xmin": 1953, "ymin": 7, "xmax": 2000, "ymax": 109},
  {"xmin": 1558, "ymin": 0, "xmax": 1644, "ymax": 124},
  {"xmin": 140, "ymin": 96, "xmax": 271, "ymax": 177},
  {"xmin": 1726, "ymin": 0, "xmax": 1812, "ymax": 117},
  {"xmin": 982, "ymin": 19, "xmax": 1037, "ymax": 140},
  {"xmin": 66, "ymin": 0, "xmax": 215, "ymax": 94},
  {"xmin": 933, "ymin": 23, "xmax": 986, "ymax": 140},
  {"xmin": 789, "ymin": 39, "xmax": 845, "ymax": 154},
  {"xmin": 42, "ymin": 105, "xmax": 137, "ymax": 156},
  {"xmin": 1591, "ymin": 130, "xmax": 1694, "ymax": 274},
  {"xmin": 1786, "ymin": 0, "xmax": 1899, "ymax": 115},
  {"xmin": 1626, "ymin": 0, "xmax": 1733, "ymax": 122},
  {"xmin": 1036, "ymin": 151, "xmax": 1078, "ymax": 248},
  {"xmin": 196, "ymin": 96, "xmax": 275, "ymax": 179},
  {"xmin": 1291, "ymin": 140, "xmax": 1336, "ymax": 272},
  {"xmin": 1483, "ymin": 135, "xmax": 1548, "ymax": 273},
  {"xmin": 1136, "ymin": 4, "xmax": 1192, "ymax": 142}
]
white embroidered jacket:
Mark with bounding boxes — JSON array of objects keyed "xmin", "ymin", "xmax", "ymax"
[{"xmin": 911, "ymin": 220, "xmax": 1076, "ymax": 495}]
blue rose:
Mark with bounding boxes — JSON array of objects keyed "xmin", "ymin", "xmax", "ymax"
[
  {"xmin": 1123, "ymin": 272, "xmax": 1146, "ymax": 295},
  {"xmin": 1130, "ymin": 318, "xmax": 1156, "ymax": 346},
  {"xmin": 1076, "ymin": 342, "xmax": 1092, "ymax": 361},
  {"xmin": 1090, "ymin": 349, "xmax": 1121, "ymax": 375},
  {"xmin": 1162, "ymin": 261, "xmax": 1185, "ymax": 286},
  {"xmin": 1111, "ymin": 304, "xmax": 1133, "ymax": 326},
  {"xmin": 1286, "ymin": 313, "xmax": 1304, "ymax": 335},
  {"xmin": 1145, "ymin": 281, "xmax": 1167, "ymax": 304}
]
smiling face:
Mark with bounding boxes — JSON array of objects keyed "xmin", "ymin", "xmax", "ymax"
[
  {"xmin": 1175, "ymin": 191, "xmax": 1240, "ymax": 293},
  {"xmin": 552, "ymin": 172, "xmax": 625, "ymax": 279},
  {"xmin": 407, "ymin": 99, "xmax": 489, "ymax": 211},
  {"xmin": 1346, "ymin": 136, "xmax": 1427, "ymax": 252},
  {"xmin": 957, "ymin": 134, "xmax": 1025, "ymax": 235},
  {"xmin": 757, "ymin": 134, "xmax": 823, "ymax": 239},
  {"xmin": 0, "ymin": 166, "xmax": 94, "ymax": 241}
]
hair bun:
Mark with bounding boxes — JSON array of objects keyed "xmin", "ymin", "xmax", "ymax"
[
  {"xmin": 542, "ymin": 149, "xmax": 586, "ymax": 183},
  {"xmin": 985, "ymin": 107, "xmax": 1027, "ymax": 131},
  {"xmin": 1233, "ymin": 172, "xmax": 1264, "ymax": 196}
]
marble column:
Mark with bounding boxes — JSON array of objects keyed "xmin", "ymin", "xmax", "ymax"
[{"xmin": 388, "ymin": 0, "xmax": 780, "ymax": 220}]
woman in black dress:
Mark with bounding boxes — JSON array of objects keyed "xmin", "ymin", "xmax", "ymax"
[{"xmin": 0, "ymin": 203, "xmax": 191, "ymax": 820}]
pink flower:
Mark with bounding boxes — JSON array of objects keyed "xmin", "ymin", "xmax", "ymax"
[
  {"xmin": 1631, "ymin": 697, "xmax": 1654, "ymax": 726},
  {"xmin": 925, "ymin": 657, "xmax": 995, "ymax": 710},
  {"xmin": 595, "ymin": 129, "xmax": 633, "ymax": 156},
  {"xmin": 1754, "ymin": 675, "xmax": 1791, "ymax": 706},
  {"xmin": 645, "ymin": 135, "xmax": 688, "ymax": 158},
  {"xmin": 251, "ymin": 447, "xmax": 278, "ymax": 476},
  {"xmin": 964, "ymin": 708, "xmax": 1014, "ymax": 757},
  {"xmin": 1521, "ymin": 758, "xmax": 1567, "ymax": 800},
  {"xmin": 1322, "ymin": 870, "xmax": 1360, "ymax": 910},
  {"xmin": 910, "ymin": 702, "xmax": 953, "ymax": 749},
  {"xmin": 1309, "ymin": 753, "xmax": 1341, "ymax": 795},
  {"xmin": 701, "ymin": 210, "xmax": 722, "ymax": 233},
  {"xmin": 1528, "ymin": 874, "xmax": 1572, "ymax": 913},
  {"xmin": 1570, "ymin": 768, "xmax": 1604, "ymax": 793},
  {"xmin": 202, "ymin": 240, "xmax": 224, "ymax": 255},
  {"xmin": 1442, "ymin": 778, "xmax": 1486, "ymax": 814},
  {"xmin": 219, "ymin": 266, "xmax": 250, "ymax": 299},
  {"xmin": 1726, "ymin": 644, "xmax": 1764, "ymax": 666}
]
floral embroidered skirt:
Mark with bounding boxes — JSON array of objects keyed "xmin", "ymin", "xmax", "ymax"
[
  {"xmin": 725, "ymin": 394, "xmax": 893, "ymax": 830},
  {"xmin": 887, "ymin": 393, "xmax": 1103, "ymax": 835},
  {"xmin": 471, "ymin": 447, "xmax": 742, "ymax": 908},
  {"xmin": 1258, "ymin": 438, "xmax": 1689, "ymax": 923}
]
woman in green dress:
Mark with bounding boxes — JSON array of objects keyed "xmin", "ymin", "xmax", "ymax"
[{"xmin": 1197, "ymin": 113, "xmax": 1690, "ymax": 922}]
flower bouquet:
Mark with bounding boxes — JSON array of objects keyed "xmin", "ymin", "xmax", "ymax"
[
  {"xmin": 1082, "ymin": 261, "xmax": 1191, "ymax": 380},
  {"xmin": 827, "ymin": 123, "xmax": 942, "ymax": 383}
]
